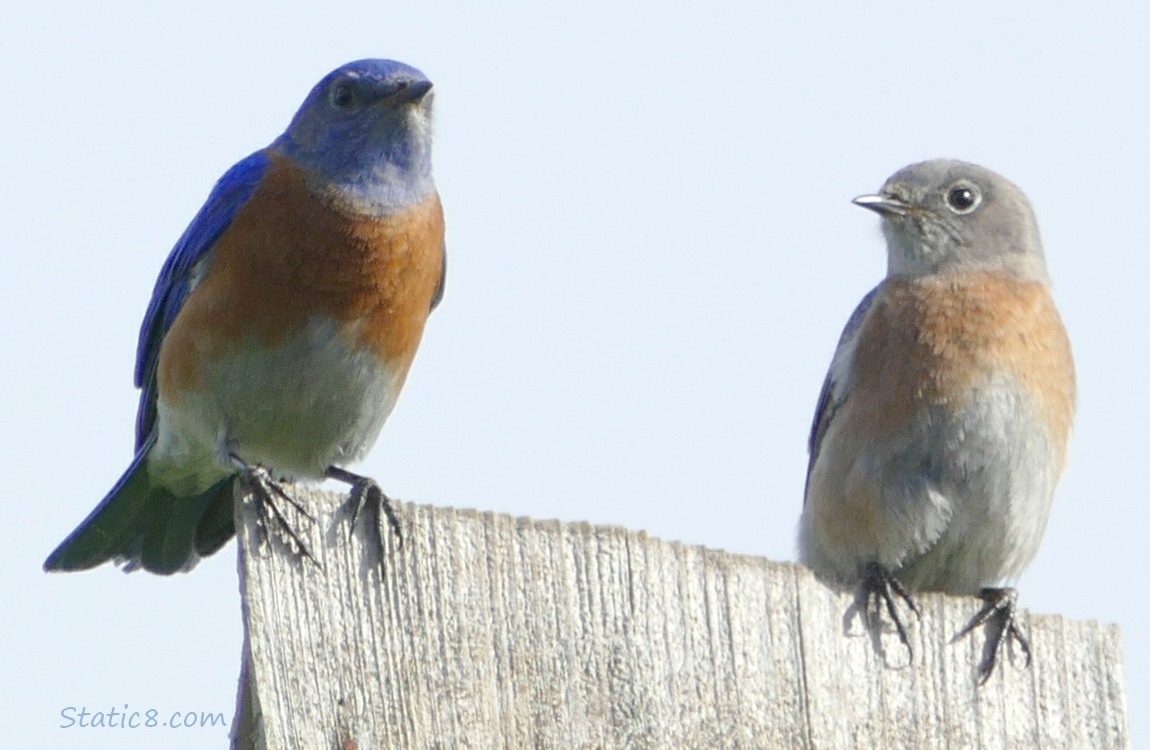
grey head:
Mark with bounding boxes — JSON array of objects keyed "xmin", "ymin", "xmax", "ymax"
[{"xmin": 854, "ymin": 159, "xmax": 1048, "ymax": 281}]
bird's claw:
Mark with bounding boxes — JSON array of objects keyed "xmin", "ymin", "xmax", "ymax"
[
  {"xmin": 324, "ymin": 466, "xmax": 403, "ymax": 555},
  {"xmin": 234, "ymin": 458, "xmax": 321, "ymax": 568},
  {"xmin": 954, "ymin": 587, "xmax": 1031, "ymax": 685},
  {"xmin": 854, "ymin": 562, "xmax": 921, "ymax": 664}
]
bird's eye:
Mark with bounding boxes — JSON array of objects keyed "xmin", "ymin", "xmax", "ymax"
[
  {"xmin": 329, "ymin": 81, "xmax": 357, "ymax": 110},
  {"xmin": 945, "ymin": 182, "xmax": 981, "ymax": 214}
]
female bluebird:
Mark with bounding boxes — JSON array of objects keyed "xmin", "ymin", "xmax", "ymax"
[
  {"xmin": 799, "ymin": 160, "xmax": 1075, "ymax": 682},
  {"xmin": 44, "ymin": 59, "xmax": 446, "ymax": 575}
]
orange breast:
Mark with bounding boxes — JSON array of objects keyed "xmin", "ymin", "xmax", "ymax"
[
  {"xmin": 850, "ymin": 272, "xmax": 1075, "ymax": 457},
  {"xmin": 158, "ymin": 154, "xmax": 445, "ymax": 400}
]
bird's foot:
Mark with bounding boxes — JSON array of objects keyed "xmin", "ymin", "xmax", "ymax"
[
  {"xmin": 851, "ymin": 562, "xmax": 922, "ymax": 665},
  {"xmin": 953, "ymin": 587, "xmax": 1031, "ymax": 685},
  {"xmin": 325, "ymin": 466, "xmax": 403, "ymax": 554},
  {"xmin": 231, "ymin": 454, "xmax": 320, "ymax": 568}
]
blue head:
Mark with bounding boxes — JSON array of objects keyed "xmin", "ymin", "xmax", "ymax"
[{"xmin": 274, "ymin": 59, "xmax": 436, "ymax": 215}]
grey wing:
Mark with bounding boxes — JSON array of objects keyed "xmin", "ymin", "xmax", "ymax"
[
  {"xmin": 430, "ymin": 241, "xmax": 446, "ymax": 311},
  {"xmin": 804, "ymin": 286, "xmax": 879, "ymax": 499}
]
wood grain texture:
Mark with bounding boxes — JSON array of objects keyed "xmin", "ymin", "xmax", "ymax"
[{"xmin": 231, "ymin": 487, "xmax": 1128, "ymax": 750}]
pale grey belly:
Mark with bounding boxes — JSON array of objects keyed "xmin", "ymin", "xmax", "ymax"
[
  {"xmin": 801, "ymin": 378, "xmax": 1061, "ymax": 594},
  {"xmin": 891, "ymin": 385, "xmax": 1061, "ymax": 593}
]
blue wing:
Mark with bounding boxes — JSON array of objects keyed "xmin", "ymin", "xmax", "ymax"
[
  {"xmin": 804, "ymin": 286, "xmax": 879, "ymax": 497},
  {"xmin": 132, "ymin": 151, "xmax": 271, "ymax": 449}
]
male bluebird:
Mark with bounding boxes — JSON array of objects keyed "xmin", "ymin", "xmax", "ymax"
[
  {"xmin": 798, "ymin": 160, "xmax": 1075, "ymax": 682},
  {"xmin": 44, "ymin": 59, "xmax": 445, "ymax": 575}
]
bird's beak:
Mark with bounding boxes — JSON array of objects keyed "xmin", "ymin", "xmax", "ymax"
[
  {"xmin": 852, "ymin": 193, "xmax": 910, "ymax": 216},
  {"xmin": 386, "ymin": 79, "xmax": 433, "ymax": 105}
]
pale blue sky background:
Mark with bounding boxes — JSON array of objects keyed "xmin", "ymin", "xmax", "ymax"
[{"xmin": 3, "ymin": 1, "xmax": 1145, "ymax": 746}]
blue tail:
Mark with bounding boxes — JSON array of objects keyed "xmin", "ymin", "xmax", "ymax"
[{"xmin": 44, "ymin": 443, "xmax": 235, "ymax": 575}]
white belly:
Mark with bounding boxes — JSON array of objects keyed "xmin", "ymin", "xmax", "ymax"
[{"xmin": 149, "ymin": 317, "xmax": 405, "ymax": 494}]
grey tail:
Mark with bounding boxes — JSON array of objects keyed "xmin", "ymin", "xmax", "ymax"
[{"xmin": 44, "ymin": 446, "xmax": 236, "ymax": 575}]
